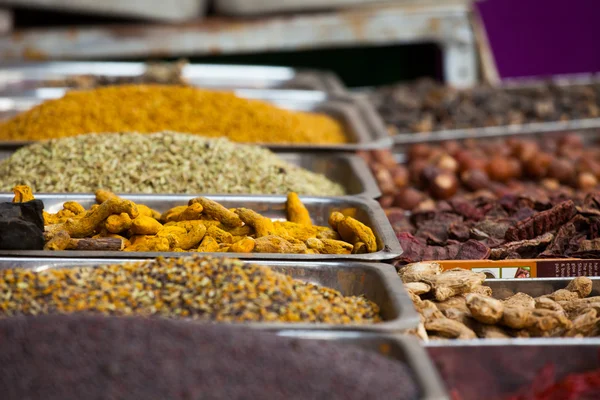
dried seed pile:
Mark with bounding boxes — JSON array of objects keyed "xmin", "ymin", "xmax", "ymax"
[
  {"xmin": 0, "ymin": 315, "xmax": 418, "ymax": 400},
  {"xmin": 0, "ymin": 256, "xmax": 381, "ymax": 324},
  {"xmin": 0, "ymin": 132, "xmax": 345, "ymax": 195},
  {"xmin": 0, "ymin": 84, "xmax": 347, "ymax": 143},
  {"xmin": 402, "ymin": 262, "xmax": 600, "ymax": 340}
]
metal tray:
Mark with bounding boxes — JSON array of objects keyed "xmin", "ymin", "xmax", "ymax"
[
  {"xmin": 427, "ymin": 339, "xmax": 600, "ymax": 400},
  {"xmin": 0, "ymin": 90, "xmax": 390, "ymax": 152},
  {"xmin": 0, "ymin": 257, "xmax": 419, "ymax": 333},
  {"xmin": 215, "ymin": 0, "xmax": 426, "ymax": 15},
  {"xmin": 0, "ymin": 62, "xmax": 347, "ymax": 94},
  {"xmin": 0, "ymin": 193, "xmax": 402, "ymax": 261},
  {"xmin": 278, "ymin": 152, "xmax": 381, "ymax": 198},
  {"xmin": 279, "ymin": 331, "xmax": 449, "ymax": 400},
  {"xmin": 486, "ymin": 277, "xmax": 600, "ymax": 300}
]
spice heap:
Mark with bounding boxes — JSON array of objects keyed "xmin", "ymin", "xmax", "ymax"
[
  {"xmin": 12, "ymin": 186, "xmax": 377, "ymax": 254},
  {"xmin": 371, "ymin": 78, "xmax": 600, "ymax": 133},
  {"xmin": 402, "ymin": 262, "xmax": 599, "ymax": 340},
  {"xmin": 361, "ymin": 133, "xmax": 600, "ymax": 211},
  {"xmin": 0, "ymin": 315, "xmax": 418, "ymax": 400},
  {"xmin": 0, "ymin": 132, "xmax": 345, "ymax": 195},
  {"xmin": 0, "ymin": 256, "xmax": 380, "ymax": 324},
  {"xmin": 0, "ymin": 84, "xmax": 347, "ymax": 144},
  {"xmin": 390, "ymin": 191, "xmax": 600, "ymax": 263}
]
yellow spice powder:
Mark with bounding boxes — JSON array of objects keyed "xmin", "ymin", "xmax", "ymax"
[{"xmin": 0, "ymin": 85, "xmax": 348, "ymax": 144}]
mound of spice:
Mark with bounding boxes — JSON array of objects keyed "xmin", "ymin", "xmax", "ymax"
[
  {"xmin": 0, "ymin": 256, "xmax": 381, "ymax": 324},
  {"xmin": 0, "ymin": 84, "xmax": 347, "ymax": 143},
  {"xmin": 7, "ymin": 186, "xmax": 377, "ymax": 255},
  {"xmin": 402, "ymin": 262, "xmax": 599, "ymax": 340},
  {"xmin": 0, "ymin": 132, "xmax": 345, "ymax": 195},
  {"xmin": 0, "ymin": 315, "xmax": 418, "ymax": 400}
]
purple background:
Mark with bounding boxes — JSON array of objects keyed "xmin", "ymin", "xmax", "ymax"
[{"xmin": 475, "ymin": 0, "xmax": 599, "ymax": 79}]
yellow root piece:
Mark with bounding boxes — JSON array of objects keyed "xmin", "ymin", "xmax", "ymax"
[
  {"xmin": 330, "ymin": 212, "xmax": 377, "ymax": 253},
  {"xmin": 286, "ymin": 192, "xmax": 312, "ymax": 226},
  {"xmin": 12, "ymin": 185, "xmax": 35, "ymax": 203},
  {"xmin": 130, "ymin": 216, "xmax": 163, "ymax": 235},
  {"xmin": 230, "ymin": 237, "xmax": 256, "ymax": 253},
  {"xmin": 176, "ymin": 203, "xmax": 204, "ymax": 221},
  {"xmin": 49, "ymin": 197, "xmax": 139, "ymax": 238},
  {"xmin": 206, "ymin": 225, "xmax": 233, "ymax": 244},
  {"xmin": 274, "ymin": 221, "xmax": 318, "ymax": 242},
  {"xmin": 223, "ymin": 225, "xmax": 254, "ymax": 236},
  {"xmin": 124, "ymin": 236, "xmax": 170, "ymax": 252},
  {"xmin": 189, "ymin": 197, "xmax": 243, "ymax": 227},
  {"xmin": 44, "ymin": 230, "xmax": 71, "ymax": 250},
  {"xmin": 62, "ymin": 201, "xmax": 86, "ymax": 215},
  {"xmin": 197, "ymin": 236, "xmax": 220, "ymax": 252},
  {"xmin": 352, "ymin": 242, "xmax": 367, "ymax": 254},
  {"xmin": 95, "ymin": 189, "xmax": 117, "ymax": 203},
  {"xmin": 315, "ymin": 226, "xmax": 340, "ymax": 240},
  {"xmin": 95, "ymin": 189, "xmax": 160, "ymax": 219},
  {"xmin": 254, "ymin": 235, "xmax": 306, "ymax": 254},
  {"xmin": 235, "ymin": 208, "xmax": 275, "ymax": 237},
  {"xmin": 306, "ymin": 238, "xmax": 353, "ymax": 254},
  {"xmin": 105, "ymin": 213, "xmax": 133, "ymax": 234},
  {"xmin": 158, "ymin": 221, "xmax": 206, "ymax": 250},
  {"xmin": 161, "ymin": 205, "xmax": 188, "ymax": 223}
]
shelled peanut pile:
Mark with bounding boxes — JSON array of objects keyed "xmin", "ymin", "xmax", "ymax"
[{"xmin": 402, "ymin": 262, "xmax": 599, "ymax": 340}]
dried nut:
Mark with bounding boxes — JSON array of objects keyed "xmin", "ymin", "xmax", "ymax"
[
  {"xmin": 371, "ymin": 162, "xmax": 395, "ymax": 195},
  {"xmin": 393, "ymin": 188, "xmax": 425, "ymax": 211},
  {"xmin": 507, "ymin": 158, "xmax": 523, "ymax": 179},
  {"xmin": 525, "ymin": 153, "xmax": 553, "ymax": 179},
  {"xmin": 486, "ymin": 157, "xmax": 513, "ymax": 182},
  {"xmin": 441, "ymin": 140, "xmax": 461, "ymax": 156},
  {"xmin": 436, "ymin": 154, "xmax": 459, "ymax": 173},
  {"xmin": 578, "ymin": 172, "xmax": 598, "ymax": 190},
  {"xmin": 547, "ymin": 158, "xmax": 576, "ymax": 183},
  {"xmin": 455, "ymin": 150, "xmax": 487, "ymax": 173},
  {"xmin": 408, "ymin": 144, "xmax": 432, "ymax": 162},
  {"xmin": 409, "ymin": 159, "xmax": 429, "ymax": 186},
  {"xmin": 378, "ymin": 195, "xmax": 394, "ymax": 208},
  {"xmin": 466, "ymin": 293, "xmax": 504, "ymax": 324},
  {"xmin": 461, "ymin": 169, "xmax": 490, "ymax": 191},
  {"xmin": 541, "ymin": 178, "xmax": 560, "ymax": 191},
  {"xmin": 371, "ymin": 149, "xmax": 397, "ymax": 168},
  {"xmin": 514, "ymin": 140, "xmax": 539, "ymax": 162},
  {"xmin": 420, "ymin": 165, "xmax": 442, "ymax": 185},
  {"xmin": 390, "ymin": 165, "xmax": 409, "ymax": 187},
  {"xmin": 429, "ymin": 173, "xmax": 458, "ymax": 200}
]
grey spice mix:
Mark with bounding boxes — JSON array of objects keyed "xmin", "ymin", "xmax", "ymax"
[{"xmin": 0, "ymin": 132, "xmax": 345, "ymax": 195}]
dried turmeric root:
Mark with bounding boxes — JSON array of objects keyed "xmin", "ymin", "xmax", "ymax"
[
  {"xmin": 48, "ymin": 197, "xmax": 139, "ymax": 238},
  {"xmin": 206, "ymin": 225, "xmax": 233, "ymax": 244},
  {"xmin": 189, "ymin": 197, "xmax": 243, "ymax": 227},
  {"xmin": 124, "ymin": 236, "xmax": 170, "ymax": 252},
  {"xmin": 44, "ymin": 230, "xmax": 71, "ymax": 250},
  {"xmin": 235, "ymin": 208, "xmax": 275, "ymax": 237},
  {"xmin": 12, "ymin": 185, "xmax": 34, "ymax": 203},
  {"xmin": 105, "ymin": 213, "xmax": 133, "ymax": 234},
  {"xmin": 197, "ymin": 236, "xmax": 220, "ymax": 252},
  {"xmin": 306, "ymin": 238, "xmax": 353, "ymax": 254},
  {"xmin": 63, "ymin": 201, "xmax": 86, "ymax": 216},
  {"xmin": 161, "ymin": 205, "xmax": 188, "ymax": 223},
  {"xmin": 286, "ymin": 192, "xmax": 312, "ymax": 226},
  {"xmin": 274, "ymin": 221, "xmax": 318, "ymax": 242},
  {"xmin": 95, "ymin": 189, "xmax": 160, "ymax": 219},
  {"xmin": 254, "ymin": 235, "xmax": 303, "ymax": 253},
  {"xmin": 230, "ymin": 237, "xmax": 256, "ymax": 253},
  {"xmin": 329, "ymin": 212, "xmax": 377, "ymax": 253},
  {"xmin": 130, "ymin": 216, "xmax": 163, "ymax": 235}
]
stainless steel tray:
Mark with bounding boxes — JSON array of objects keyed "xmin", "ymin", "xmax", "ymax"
[
  {"xmin": 0, "ymin": 62, "xmax": 347, "ymax": 94},
  {"xmin": 0, "ymin": 89, "xmax": 390, "ymax": 152},
  {"xmin": 215, "ymin": 0, "xmax": 425, "ymax": 15},
  {"xmin": 278, "ymin": 152, "xmax": 381, "ymax": 198},
  {"xmin": 0, "ymin": 193, "xmax": 402, "ymax": 261},
  {"xmin": 279, "ymin": 331, "xmax": 449, "ymax": 400},
  {"xmin": 486, "ymin": 277, "xmax": 600, "ymax": 300},
  {"xmin": 427, "ymin": 339, "xmax": 600, "ymax": 400},
  {"xmin": 0, "ymin": 257, "xmax": 419, "ymax": 333}
]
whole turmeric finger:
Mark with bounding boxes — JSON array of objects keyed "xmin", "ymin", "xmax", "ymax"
[
  {"xmin": 95, "ymin": 190, "xmax": 160, "ymax": 219},
  {"xmin": 137, "ymin": 205, "xmax": 162, "ymax": 220},
  {"xmin": 62, "ymin": 201, "xmax": 86, "ymax": 215},
  {"xmin": 336, "ymin": 215, "xmax": 377, "ymax": 253},
  {"xmin": 286, "ymin": 192, "xmax": 312, "ymax": 226},
  {"xmin": 124, "ymin": 236, "xmax": 170, "ymax": 252},
  {"xmin": 189, "ymin": 197, "xmax": 243, "ymax": 227},
  {"xmin": 55, "ymin": 197, "xmax": 139, "ymax": 238},
  {"xmin": 95, "ymin": 189, "xmax": 117, "ymax": 203},
  {"xmin": 274, "ymin": 221, "xmax": 317, "ymax": 242},
  {"xmin": 306, "ymin": 238, "xmax": 353, "ymax": 254},
  {"xmin": 206, "ymin": 225, "xmax": 233, "ymax": 244},
  {"xmin": 230, "ymin": 237, "xmax": 255, "ymax": 253},
  {"xmin": 161, "ymin": 206, "xmax": 188, "ymax": 223},
  {"xmin": 235, "ymin": 208, "xmax": 275, "ymax": 237},
  {"xmin": 176, "ymin": 203, "xmax": 204, "ymax": 221},
  {"xmin": 44, "ymin": 230, "xmax": 71, "ymax": 250},
  {"xmin": 12, "ymin": 185, "xmax": 35, "ymax": 203},
  {"xmin": 352, "ymin": 242, "xmax": 367, "ymax": 254},
  {"xmin": 328, "ymin": 211, "xmax": 345, "ymax": 230},
  {"xmin": 167, "ymin": 221, "xmax": 207, "ymax": 250},
  {"xmin": 130, "ymin": 216, "xmax": 163, "ymax": 235},
  {"xmin": 105, "ymin": 213, "xmax": 133, "ymax": 234},
  {"xmin": 316, "ymin": 226, "xmax": 340, "ymax": 240},
  {"xmin": 197, "ymin": 236, "xmax": 220, "ymax": 252}
]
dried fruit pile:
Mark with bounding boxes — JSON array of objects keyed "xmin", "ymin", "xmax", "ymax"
[
  {"xmin": 360, "ymin": 134, "xmax": 600, "ymax": 211},
  {"xmin": 401, "ymin": 262, "xmax": 599, "ymax": 340},
  {"xmin": 0, "ymin": 256, "xmax": 380, "ymax": 324},
  {"xmin": 389, "ymin": 192, "xmax": 600, "ymax": 263},
  {"xmin": 0, "ymin": 315, "xmax": 418, "ymax": 400},
  {"xmin": 370, "ymin": 78, "xmax": 600, "ymax": 133},
  {"xmin": 12, "ymin": 186, "xmax": 377, "ymax": 255}
]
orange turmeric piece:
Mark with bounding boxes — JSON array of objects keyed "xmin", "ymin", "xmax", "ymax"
[
  {"xmin": 230, "ymin": 237, "xmax": 256, "ymax": 253},
  {"xmin": 189, "ymin": 197, "xmax": 243, "ymax": 228},
  {"xmin": 0, "ymin": 85, "xmax": 347, "ymax": 144},
  {"xmin": 130, "ymin": 216, "xmax": 163, "ymax": 235},
  {"xmin": 306, "ymin": 238, "xmax": 353, "ymax": 255},
  {"xmin": 235, "ymin": 208, "xmax": 275, "ymax": 237},
  {"xmin": 329, "ymin": 212, "xmax": 377, "ymax": 253},
  {"xmin": 12, "ymin": 185, "xmax": 34, "ymax": 203},
  {"xmin": 105, "ymin": 213, "xmax": 133, "ymax": 234},
  {"xmin": 286, "ymin": 192, "xmax": 312, "ymax": 226},
  {"xmin": 197, "ymin": 236, "xmax": 220, "ymax": 253}
]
